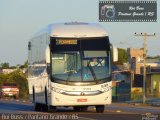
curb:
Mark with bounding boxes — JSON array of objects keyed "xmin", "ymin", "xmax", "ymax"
[
  {"xmin": 126, "ymin": 100, "xmax": 160, "ymax": 107},
  {"xmin": 150, "ymin": 103, "xmax": 160, "ymax": 107},
  {"xmin": 0, "ymin": 98, "xmax": 31, "ymax": 103}
]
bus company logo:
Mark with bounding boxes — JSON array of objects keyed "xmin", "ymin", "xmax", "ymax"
[
  {"xmin": 142, "ymin": 113, "xmax": 159, "ymax": 120},
  {"xmin": 101, "ymin": 4, "xmax": 116, "ymax": 19},
  {"xmin": 80, "ymin": 92, "xmax": 85, "ymax": 96}
]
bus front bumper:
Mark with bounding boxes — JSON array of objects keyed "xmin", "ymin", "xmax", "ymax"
[{"xmin": 50, "ymin": 92, "xmax": 111, "ymax": 106}]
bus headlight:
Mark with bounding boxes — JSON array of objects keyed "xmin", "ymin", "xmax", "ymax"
[{"xmin": 51, "ymin": 87, "xmax": 65, "ymax": 94}]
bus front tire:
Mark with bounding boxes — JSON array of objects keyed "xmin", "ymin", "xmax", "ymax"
[
  {"xmin": 96, "ymin": 105, "xmax": 104, "ymax": 113},
  {"xmin": 42, "ymin": 104, "xmax": 48, "ymax": 112},
  {"xmin": 81, "ymin": 106, "xmax": 88, "ymax": 112},
  {"xmin": 34, "ymin": 103, "xmax": 41, "ymax": 111},
  {"xmin": 73, "ymin": 106, "xmax": 81, "ymax": 111},
  {"xmin": 73, "ymin": 106, "xmax": 88, "ymax": 112},
  {"xmin": 49, "ymin": 106, "xmax": 56, "ymax": 112}
]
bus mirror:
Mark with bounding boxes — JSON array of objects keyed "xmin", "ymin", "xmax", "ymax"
[
  {"xmin": 113, "ymin": 46, "xmax": 118, "ymax": 62},
  {"xmin": 45, "ymin": 46, "xmax": 50, "ymax": 64},
  {"xmin": 46, "ymin": 63, "xmax": 50, "ymax": 74}
]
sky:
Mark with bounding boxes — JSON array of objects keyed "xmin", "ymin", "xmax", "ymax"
[{"xmin": 0, "ymin": 0, "xmax": 159, "ymax": 66}]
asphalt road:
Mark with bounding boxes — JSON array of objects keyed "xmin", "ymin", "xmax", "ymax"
[{"xmin": 0, "ymin": 99, "xmax": 159, "ymax": 120}]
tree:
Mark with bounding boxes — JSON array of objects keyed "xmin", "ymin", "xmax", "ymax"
[
  {"xmin": 0, "ymin": 73, "xmax": 9, "ymax": 86},
  {"xmin": 9, "ymin": 70, "xmax": 29, "ymax": 99},
  {"xmin": 1, "ymin": 62, "xmax": 9, "ymax": 69},
  {"xmin": 24, "ymin": 60, "xmax": 28, "ymax": 68},
  {"xmin": 113, "ymin": 48, "xmax": 128, "ymax": 65},
  {"xmin": 147, "ymin": 55, "xmax": 160, "ymax": 59}
]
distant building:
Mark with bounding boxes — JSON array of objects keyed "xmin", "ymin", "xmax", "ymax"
[
  {"xmin": 127, "ymin": 47, "xmax": 160, "ymax": 98},
  {"xmin": 2, "ymin": 69, "xmax": 17, "ymax": 74},
  {"xmin": 112, "ymin": 64, "xmax": 130, "ymax": 83},
  {"xmin": 142, "ymin": 66, "xmax": 160, "ymax": 98},
  {"xmin": 112, "ymin": 65, "xmax": 131, "ymax": 102},
  {"xmin": 127, "ymin": 48, "xmax": 144, "ymax": 74}
]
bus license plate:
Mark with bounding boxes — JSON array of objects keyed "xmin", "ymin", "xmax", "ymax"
[{"xmin": 77, "ymin": 98, "xmax": 87, "ymax": 102}]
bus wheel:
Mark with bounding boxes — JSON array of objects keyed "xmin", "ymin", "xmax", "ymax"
[
  {"xmin": 73, "ymin": 106, "xmax": 81, "ymax": 111},
  {"xmin": 14, "ymin": 95, "xmax": 18, "ymax": 99},
  {"xmin": 16, "ymin": 95, "xmax": 19, "ymax": 99},
  {"xmin": 96, "ymin": 105, "xmax": 104, "ymax": 113},
  {"xmin": 81, "ymin": 106, "xmax": 88, "ymax": 112},
  {"xmin": 1, "ymin": 94, "xmax": 4, "ymax": 99},
  {"xmin": 49, "ymin": 106, "xmax": 56, "ymax": 112},
  {"xmin": 42, "ymin": 104, "xmax": 48, "ymax": 112},
  {"xmin": 35, "ymin": 103, "xmax": 41, "ymax": 111},
  {"xmin": 32, "ymin": 86, "xmax": 35, "ymax": 103}
]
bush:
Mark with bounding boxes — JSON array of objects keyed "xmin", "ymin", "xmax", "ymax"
[{"xmin": 0, "ymin": 73, "xmax": 9, "ymax": 86}]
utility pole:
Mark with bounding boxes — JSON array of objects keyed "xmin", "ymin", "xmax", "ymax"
[{"xmin": 134, "ymin": 32, "xmax": 155, "ymax": 104}]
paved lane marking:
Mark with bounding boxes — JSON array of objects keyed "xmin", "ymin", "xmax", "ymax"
[
  {"xmin": 116, "ymin": 110, "xmax": 121, "ymax": 113},
  {"xmin": 105, "ymin": 110, "xmax": 137, "ymax": 114}
]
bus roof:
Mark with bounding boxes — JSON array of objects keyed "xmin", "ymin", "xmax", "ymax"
[{"xmin": 33, "ymin": 22, "xmax": 108, "ymax": 38}]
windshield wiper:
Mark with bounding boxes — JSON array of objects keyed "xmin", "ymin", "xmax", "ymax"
[
  {"xmin": 66, "ymin": 70, "xmax": 76, "ymax": 81},
  {"xmin": 87, "ymin": 61, "xmax": 97, "ymax": 82},
  {"xmin": 67, "ymin": 71, "xmax": 72, "ymax": 82}
]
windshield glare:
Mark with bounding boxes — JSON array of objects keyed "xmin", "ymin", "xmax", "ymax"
[{"xmin": 51, "ymin": 51, "xmax": 110, "ymax": 82}]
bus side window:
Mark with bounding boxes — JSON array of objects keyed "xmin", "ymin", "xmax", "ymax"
[{"xmin": 52, "ymin": 54, "xmax": 65, "ymax": 74}]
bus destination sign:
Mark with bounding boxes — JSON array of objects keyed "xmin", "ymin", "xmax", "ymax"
[{"xmin": 56, "ymin": 39, "xmax": 77, "ymax": 45}]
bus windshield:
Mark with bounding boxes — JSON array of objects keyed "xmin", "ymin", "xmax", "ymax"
[
  {"xmin": 51, "ymin": 50, "xmax": 110, "ymax": 82},
  {"xmin": 50, "ymin": 37, "xmax": 111, "ymax": 82}
]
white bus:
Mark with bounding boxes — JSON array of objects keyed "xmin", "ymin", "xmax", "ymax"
[{"xmin": 28, "ymin": 22, "xmax": 118, "ymax": 113}]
